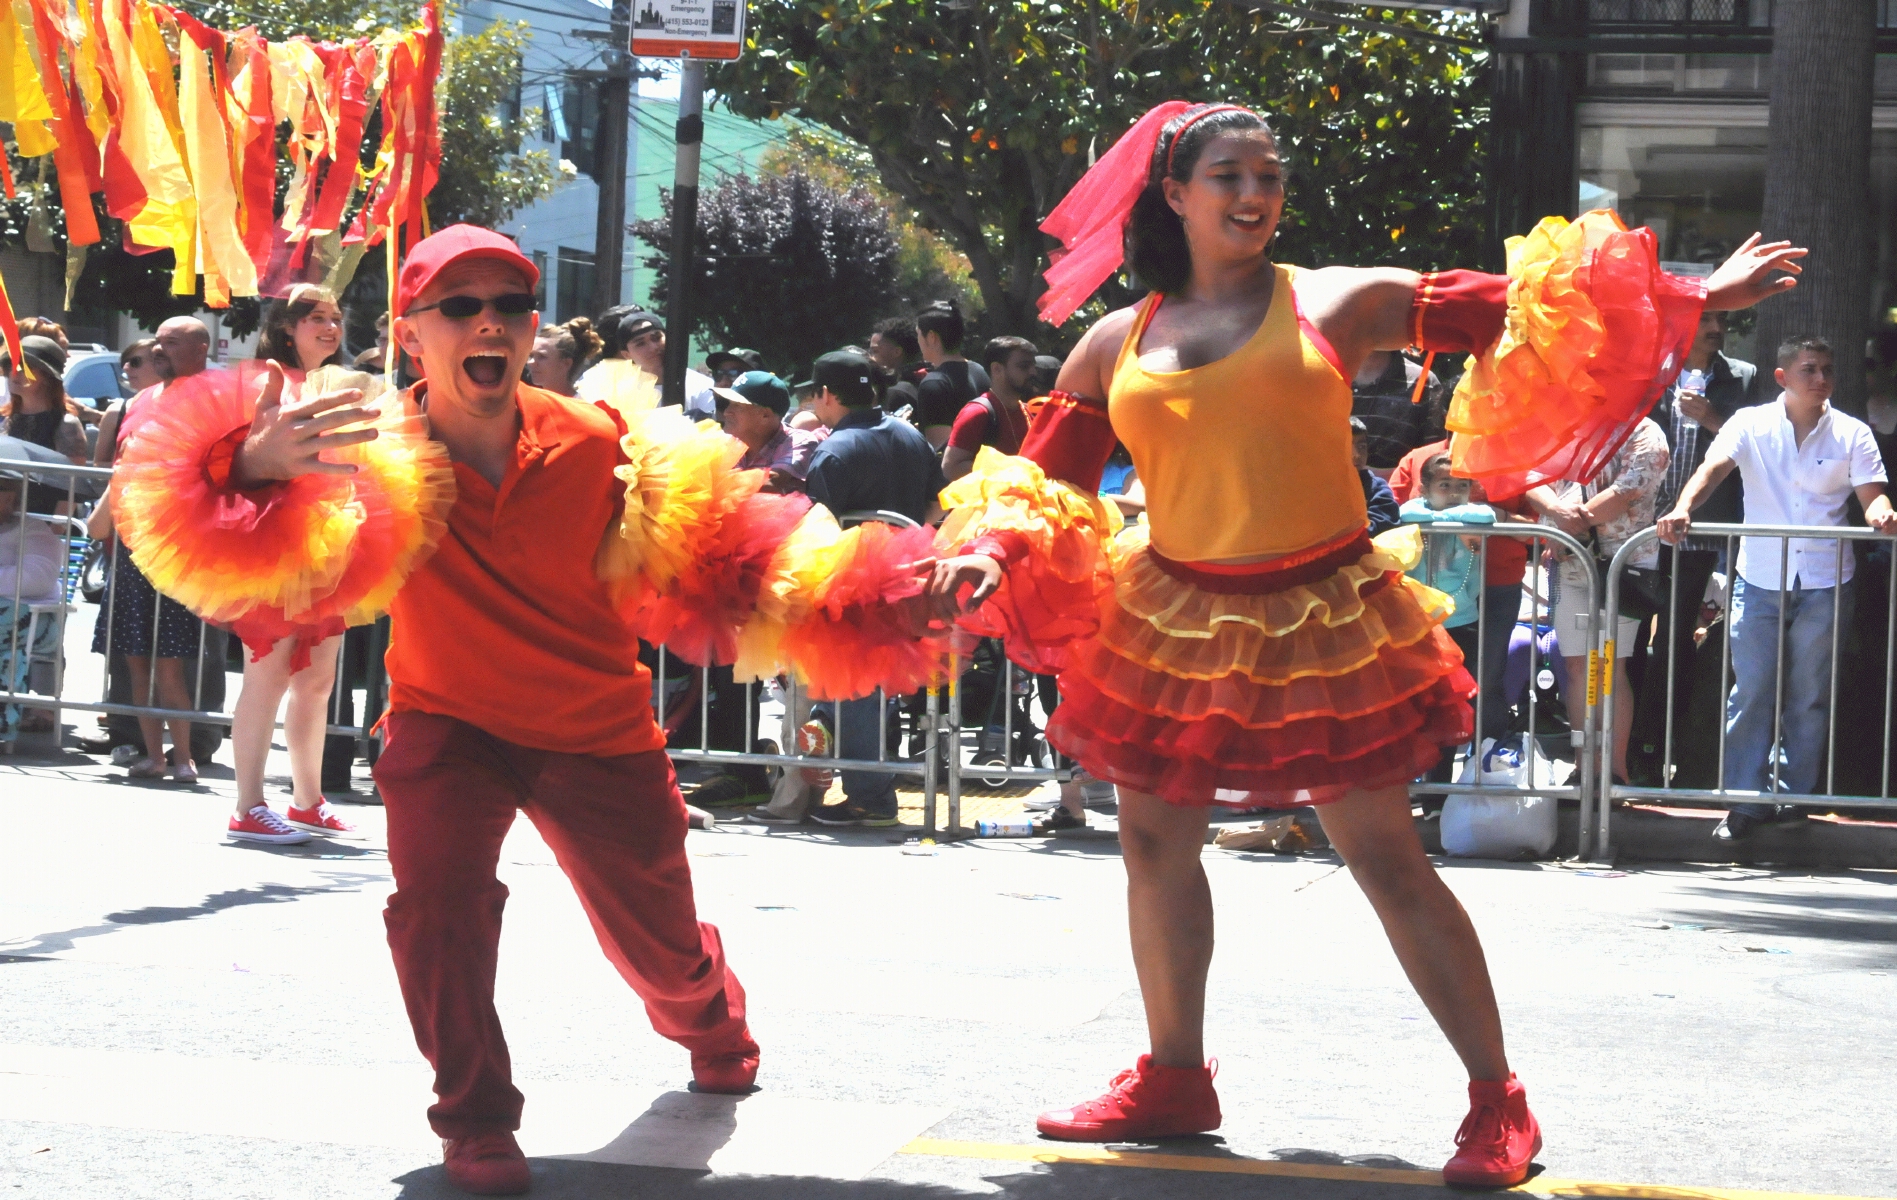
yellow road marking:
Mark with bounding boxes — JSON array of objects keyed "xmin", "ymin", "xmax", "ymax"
[{"xmin": 896, "ymin": 1138, "xmax": 1891, "ymax": 1200}]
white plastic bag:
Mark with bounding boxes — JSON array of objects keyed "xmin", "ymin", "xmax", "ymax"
[{"xmin": 1442, "ymin": 737, "xmax": 1559, "ymax": 860}]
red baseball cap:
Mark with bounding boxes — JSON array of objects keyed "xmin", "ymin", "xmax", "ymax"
[{"xmin": 395, "ymin": 224, "xmax": 540, "ymax": 316}]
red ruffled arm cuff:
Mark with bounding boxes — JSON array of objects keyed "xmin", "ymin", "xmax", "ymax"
[
  {"xmin": 1410, "ymin": 270, "xmax": 1510, "ymax": 353},
  {"xmin": 199, "ymin": 422, "xmax": 284, "ymax": 495},
  {"xmin": 1019, "ymin": 390, "xmax": 1115, "ymax": 492},
  {"xmin": 965, "ymin": 530, "xmax": 1030, "ymax": 568}
]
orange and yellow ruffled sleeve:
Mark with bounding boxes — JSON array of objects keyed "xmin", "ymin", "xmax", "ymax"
[
  {"xmin": 598, "ymin": 407, "xmax": 950, "ymax": 700},
  {"xmin": 935, "ymin": 446, "xmax": 1122, "ymax": 674},
  {"xmin": 1441, "ymin": 209, "xmax": 1706, "ymax": 498},
  {"xmin": 109, "ymin": 365, "xmax": 455, "ymax": 668}
]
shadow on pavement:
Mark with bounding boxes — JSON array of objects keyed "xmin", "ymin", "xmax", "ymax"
[
  {"xmin": 389, "ymin": 1159, "xmax": 1466, "ymax": 1199},
  {"xmin": 1663, "ymin": 882, "xmax": 1897, "ymax": 946},
  {"xmin": 1, "ymin": 876, "xmax": 378, "ymax": 958}
]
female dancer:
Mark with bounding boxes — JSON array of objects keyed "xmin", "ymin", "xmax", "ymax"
[
  {"xmin": 525, "ymin": 317, "xmax": 603, "ymax": 396},
  {"xmin": 928, "ymin": 102, "xmax": 1801, "ymax": 1185},
  {"xmin": 225, "ymin": 286, "xmax": 359, "ymax": 843}
]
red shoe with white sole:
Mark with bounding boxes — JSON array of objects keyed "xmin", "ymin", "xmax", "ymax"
[
  {"xmin": 228, "ymin": 806, "xmax": 312, "ymax": 844},
  {"xmin": 1443, "ymin": 1073, "xmax": 1542, "ymax": 1187},
  {"xmin": 286, "ymin": 801, "xmax": 359, "ymax": 836},
  {"xmin": 1036, "ymin": 1054, "xmax": 1220, "ymax": 1141}
]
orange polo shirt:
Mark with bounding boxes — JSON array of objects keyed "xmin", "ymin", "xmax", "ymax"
[{"xmin": 383, "ymin": 383, "xmax": 663, "ymax": 758}]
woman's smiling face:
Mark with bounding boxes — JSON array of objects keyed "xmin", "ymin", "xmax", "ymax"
[{"xmin": 1163, "ymin": 128, "xmax": 1286, "ymax": 263}]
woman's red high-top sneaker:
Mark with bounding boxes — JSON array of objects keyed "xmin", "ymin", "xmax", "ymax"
[
  {"xmin": 1036, "ymin": 1054, "xmax": 1221, "ymax": 1141},
  {"xmin": 1443, "ymin": 1073, "xmax": 1542, "ymax": 1187}
]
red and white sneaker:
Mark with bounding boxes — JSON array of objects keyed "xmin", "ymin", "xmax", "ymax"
[
  {"xmin": 228, "ymin": 805, "xmax": 312, "ymax": 844},
  {"xmin": 1443, "ymin": 1073, "xmax": 1542, "ymax": 1187},
  {"xmin": 286, "ymin": 801, "xmax": 359, "ymax": 837},
  {"xmin": 796, "ymin": 718, "xmax": 835, "ymax": 788},
  {"xmin": 1036, "ymin": 1054, "xmax": 1221, "ymax": 1141}
]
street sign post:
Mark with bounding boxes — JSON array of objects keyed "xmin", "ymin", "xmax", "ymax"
[
  {"xmin": 630, "ymin": 2, "xmax": 741, "ymax": 404},
  {"xmin": 632, "ymin": 0, "xmax": 745, "ymax": 60}
]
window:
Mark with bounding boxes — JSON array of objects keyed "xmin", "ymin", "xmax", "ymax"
[
  {"xmin": 65, "ymin": 357, "xmax": 125, "ymax": 403},
  {"xmin": 500, "ymin": 55, "xmax": 523, "ymax": 125},
  {"xmin": 561, "ymin": 73, "xmax": 603, "ymax": 180},
  {"xmin": 557, "ymin": 248, "xmax": 597, "ymax": 322}
]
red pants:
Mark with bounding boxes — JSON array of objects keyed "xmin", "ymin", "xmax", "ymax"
[{"xmin": 375, "ymin": 711, "xmax": 755, "ymax": 1137}]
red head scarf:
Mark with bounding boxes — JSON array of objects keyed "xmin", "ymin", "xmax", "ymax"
[{"xmin": 1036, "ymin": 102, "xmax": 1257, "ymax": 327}]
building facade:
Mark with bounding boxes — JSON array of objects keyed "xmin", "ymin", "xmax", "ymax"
[{"xmin": 1490, "ymin": 0, "xmax": 1897, "ymax": 352}]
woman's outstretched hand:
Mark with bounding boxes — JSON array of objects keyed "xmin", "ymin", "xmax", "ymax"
[
  {"xmin": 232, "ymin": 361, "xmax": 379, "ymax": 485},
  {"xmin": 1704, "ymin": 233, "xmax": 1807, "ymax": 311}
]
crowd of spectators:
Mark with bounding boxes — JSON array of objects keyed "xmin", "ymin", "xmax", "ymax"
[{"xmin": 14, "ymin": 281, "xmax": 1897, "ymax": 843}]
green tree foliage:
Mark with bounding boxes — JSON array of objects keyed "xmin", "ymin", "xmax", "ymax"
[
  {"xmin": 4, "ymin": 4, "xmax": 560, "ymax": 336},
  {"xmin": 758, "ymin": 126, "xmax": 976, "ymax": 316},
  {"xmin": 631, "ymin": 167, "xmax": 900, "ymax": 373},
  {"xmin": 718, "ymin": 0, "xmax": 1487, "ymax": 338}
]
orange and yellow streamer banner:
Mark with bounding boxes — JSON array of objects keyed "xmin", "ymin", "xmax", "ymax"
[{"xmin": 0, "ymin": 0, "xmax": 442, "ymax": 307}]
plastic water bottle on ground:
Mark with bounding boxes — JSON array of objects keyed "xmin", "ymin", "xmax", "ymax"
[{"xmin": 975, "ymin": 817, "xmax": 1035, "ymax": 838}]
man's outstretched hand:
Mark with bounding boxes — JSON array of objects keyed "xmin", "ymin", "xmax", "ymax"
[
  {"xmin": 233, "ymin": 361, "xmax": 380, "ymax": 485},
  {"xmin": 1704, "ymin": 233, "xmax": 1807, "ymax": 312}
]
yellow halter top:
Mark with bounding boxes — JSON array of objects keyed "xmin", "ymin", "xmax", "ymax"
[{"xmin": 1109, "ymin": 263, "xmax": 1366, "ymax": 562}]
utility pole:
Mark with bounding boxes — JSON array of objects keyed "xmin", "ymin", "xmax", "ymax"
[
  {"xmin": 590, "ymin": 0, "xmax": 632, "ymax": 317},
  {"xmin": 660, "ymin": 57, "xmax": 705, "ymax": 408}
]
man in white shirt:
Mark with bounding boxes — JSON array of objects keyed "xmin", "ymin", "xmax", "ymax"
[{"xmin": 1658, "ymin": 335, "xmax": 1897, "ymax": 841}]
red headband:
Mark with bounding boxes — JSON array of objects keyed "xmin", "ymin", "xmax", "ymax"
[
  {"xmin": 1036, "ymin": 102, "xmax": 1259, "ymax": 327},
  {"xmin": 1164, "ymin": 104, "xmax": 1249, "ymax": 176}
]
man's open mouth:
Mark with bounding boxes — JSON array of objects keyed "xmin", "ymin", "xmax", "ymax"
[{"xmin": 463, "ymin": 355, "xmax": 508, "ymax": 387}]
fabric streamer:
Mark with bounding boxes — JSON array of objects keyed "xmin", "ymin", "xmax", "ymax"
[
  {"xmin": 1036, "ymin": 102, "xmax": 1191, "ymax": 328},
  {"xmin": 0, "ymin": 0, "xmax": 444, "ymax": 305}
]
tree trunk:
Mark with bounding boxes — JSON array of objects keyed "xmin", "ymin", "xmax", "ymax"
[{"xmin": 1755, "ymin": 0, "xmax": 1876, "ymax": 415}]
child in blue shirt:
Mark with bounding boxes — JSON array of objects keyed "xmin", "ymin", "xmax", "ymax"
[{"xmin": 1399, "ymin": 452, "xmax": 1495, "ymax": 631}]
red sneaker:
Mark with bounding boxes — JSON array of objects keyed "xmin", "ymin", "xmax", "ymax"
[
  {"xmin": 442, "ymin": 1130, "xmax": 530, "ymax": 1195},
  {"xmin": 1443, "ymin": 1074, "xmax": 1542, "ymax": 1187},
  {"xmin": 1036, "ymin": 1054, "xmax": 1220, "ymax": 1141},
  {"xmin": 286, "ymin": 801, "xmax": 359, "ymax": 837},
  {"xmin": 692, "ymin": 1047, "xmax": 760, "ymax": 1094},
  {"xmin": 227, "ymin": 806, "xmax": 312, "ymax": 844}
]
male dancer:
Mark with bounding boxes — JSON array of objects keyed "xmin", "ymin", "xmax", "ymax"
[{"xmin": 229, "ymin": 225, "xmax": 757, "ymax": 1195}]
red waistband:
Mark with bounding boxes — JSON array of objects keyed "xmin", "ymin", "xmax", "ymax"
[{"xmin": 1147, "ymin": 528, "xmax": 1374, "ymax": 595}]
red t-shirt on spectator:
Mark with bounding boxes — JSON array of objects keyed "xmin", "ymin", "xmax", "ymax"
[
  {"xmin": 946, "ymin": 394, "xmax": 1029, "ymax": 456},
  {"xmin": 1389, "ymin": 438, "xmax": 1528, "ymax": 587}
]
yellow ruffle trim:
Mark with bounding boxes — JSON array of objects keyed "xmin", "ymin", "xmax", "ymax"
[
  {"xmin": 935, "ymin": 446, "xmax": 1122, "ymax": 577},
  {"xmin": 1094, "ymin": 523, "xmax": 1455, "ymax": 684},
  {"xmin": 576, "ymin": 358, "xmax": 660, "ymax": 428},
  {"xmin": 598, "ymin": 405, "xmax": 761, "ymax": 606}
]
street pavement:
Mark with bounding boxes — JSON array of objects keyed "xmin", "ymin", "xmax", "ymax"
[{"xmin": 1, "ymin": 747, "xmax": 1893, "ymax": 1200}]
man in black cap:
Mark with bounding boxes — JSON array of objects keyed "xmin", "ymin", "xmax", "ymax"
[
  {"xmin": 805, "ymin": 350, "xmax": 944, "ymax": 526},
  {"xmin": 714, "ymin": 371, "xmax": 820, "ymax": 494},
  {"xmin": 618, "ymin": 310, "xmax": 716, "ymax": 418},
  {"xmin": 799, "ymin": 350, "xmax": 945, "ymax": 826},
  {"xmin": 706, "ymin": 348, "xmax": 764, "ymax": 389}
]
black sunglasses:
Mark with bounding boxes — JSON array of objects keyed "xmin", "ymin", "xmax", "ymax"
[
  {"xmin": 123, "ymin": 356, "xmax": 148, "ymax": 367},
  {"xmin": 409, "ymin": 293, "xmax": 538, "ymax": 320}
]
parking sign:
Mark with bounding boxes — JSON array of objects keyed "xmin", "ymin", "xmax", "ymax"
[{"xmin": 631, "ymin": 0, "xmax": 745, "ymax": 60}]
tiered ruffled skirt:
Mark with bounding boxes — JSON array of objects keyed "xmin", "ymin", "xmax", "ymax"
[{"xmin": 1047, "ymin": 524, "xmax": 1474, "ymax": 807}]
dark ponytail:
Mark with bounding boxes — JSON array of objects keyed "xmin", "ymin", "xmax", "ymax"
[{"xmin": 1124, "ymin": 105, "xmax": 1276, "ymax": 295}]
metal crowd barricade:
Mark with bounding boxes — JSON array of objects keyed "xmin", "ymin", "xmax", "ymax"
[
  {"xmin": 0, "ymin": 457, "xmax": 383, "ymax": 756},
  {"xmin": 1600, "ymin": 523, "xmax": 1897, "ymax": 853},
  {"xmin": 1407, "ymin": 522, "xmax": 1606, "ymax": 856}
]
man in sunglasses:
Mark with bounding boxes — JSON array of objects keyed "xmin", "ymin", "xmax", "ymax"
[{"xmin": 227, "ymin": 224, "xmax": 757, "ymax": 1196}]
